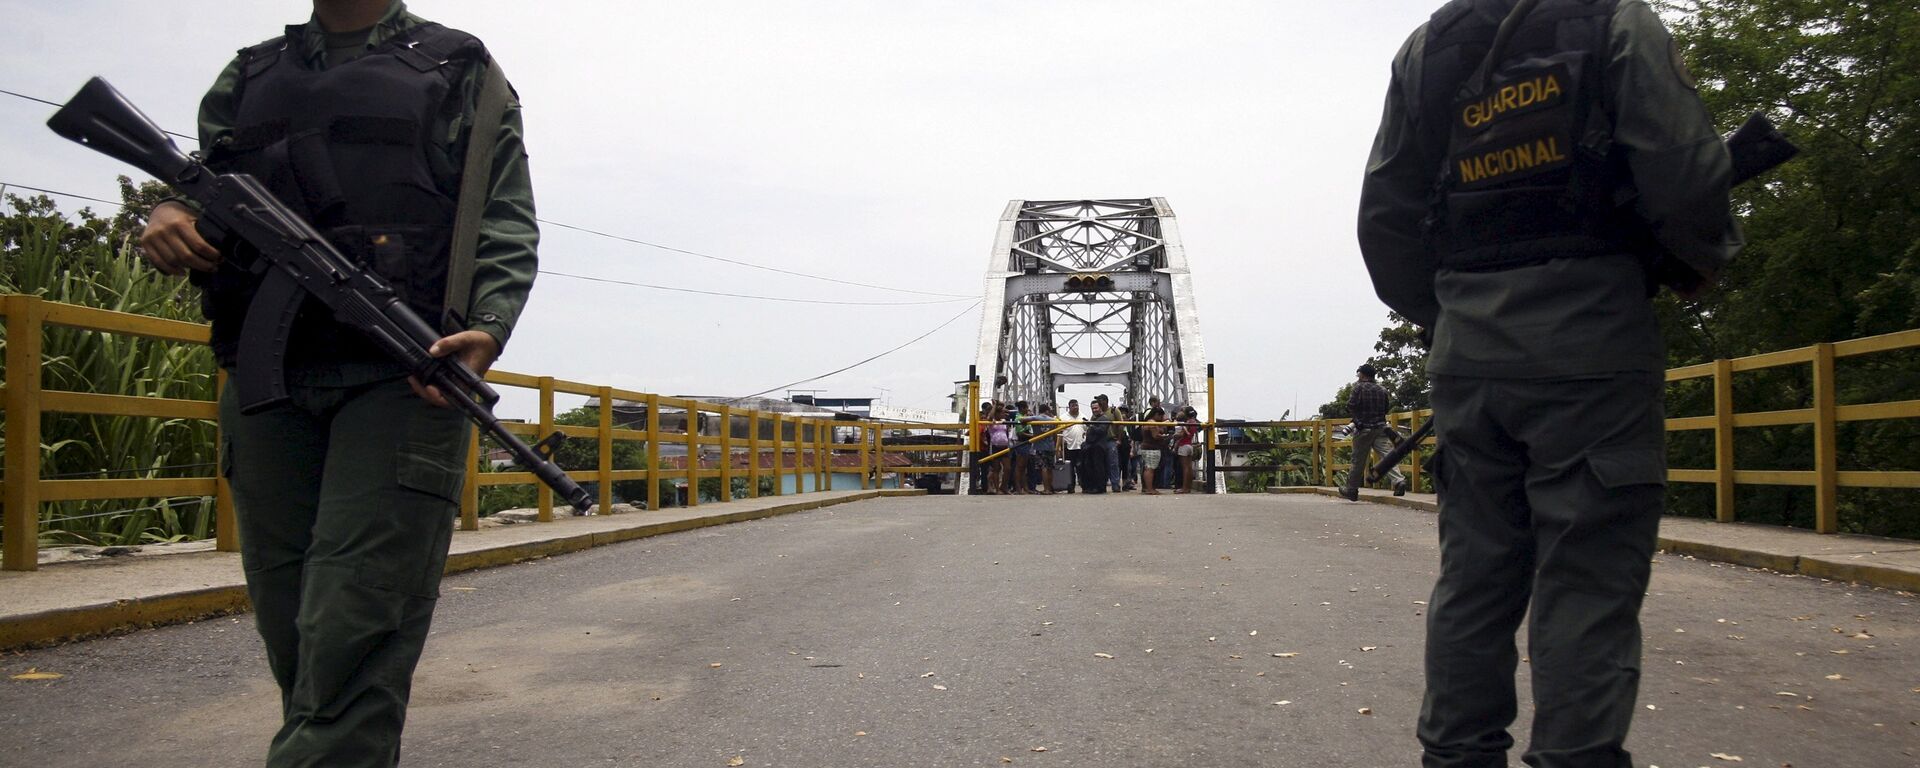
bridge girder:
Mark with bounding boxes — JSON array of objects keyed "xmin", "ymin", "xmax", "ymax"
[{"xmin": 973, "ymin": 198, "xmax": 1209, "ymax": 416}]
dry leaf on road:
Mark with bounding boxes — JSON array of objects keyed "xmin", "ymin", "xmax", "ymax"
[
  {"xmin": 1709, "ymin": 753, "xmax": 1743, "ymax": 762},
  {"xmin": 1094, "ymin": 653, "xmax": 1114, "ymax": 659},
  {"xmin": 932, "ymin": 684, "xmax": 948, "ymax": 690},
  {"xmin": 1273, "ymin": 652, "xmax": 1299, "ymax": 658},
  {"xmin": 727, "ymin": 758, "xmax": 745, "ymax": 767}
]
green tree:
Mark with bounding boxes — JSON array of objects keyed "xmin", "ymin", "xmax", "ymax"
[
  {"xmin": 1655, "ymin": 0, "xmax": 1920, "ymax": 537},
  {"xmin": 1318, "ymin": 312, "xmax": 1430, "ymax": 418}
]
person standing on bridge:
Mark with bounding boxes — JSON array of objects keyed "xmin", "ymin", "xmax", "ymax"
[
  {"xmin": 1060, "ymin": 399, "xmax": 1086, "ymax": 494},
  {"xmin": 1358, "ymin": 0, "xmax": 1741, "ymax": 766},
  {"xmin": 1083, "ymin": 399, "xmax": 1114, "ymax": 494},
  {"xmin": 135, "ymin": 1, "xmax": 539, "ymax": 765},
  {"xmin": 1340, "ymin": 364, "xmax": 1410, "ymax": 501}
]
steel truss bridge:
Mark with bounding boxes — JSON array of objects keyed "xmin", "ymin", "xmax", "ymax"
[{"xmin": 972, "ymin": 198, "xmax": 1209, "ymax": 413}]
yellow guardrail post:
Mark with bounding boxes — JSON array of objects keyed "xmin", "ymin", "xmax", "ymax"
[
  {"xmin": 719, "ymin": 405, "xmax": 735, "ymax": 503},
  {"xmin": 1406, "ymin": 410, "xmax": 1423, "ymax": 492},
  {"xmin": 748, "ymin": 411, "xmax": 763, "ymax": 498},
  {"xmin": 1713, "ymin": 358, "xmax": 1736, "ymax": 522},
  {"xmin": 811, "ymin": 420, "xmax": 823, "ymax": 492},
  {"xmin": 461, "ymin": 426, "xmax": 480, "ymax": 531},
  {"xmin": 1207, "ymin": 364, "xmax": 1217, "ymax": 492},
  {"xmin": 597, "ymin": 386, "xmax": 614, "ymax": 514},
  {"xmin": 4, "ymin": 295, "xmax": 45, "ymax": 571},
  {"xmin": 1322, "ymin": 419, "xmax": 1336, "ymax": 487},
  {"xmin": 875, "ymin": 427, "xmax": 887, "ymax": 489},
  {"xmin": 771, "ymin": 412, "xmax": 786, "ymax": 496},
  {"xmin": 1813, "ymin": 343, "xmax": 1839, "ymax": 533},
  {"xmin": 684, "ymin": 403, "xmax": 700, "ymax": 507},
  {"xmin": 858, "ymin": 424, "xmax": 870, "ymax": 490},
  {"xmin": 818, "ymin": 421, "xmax": 830, "ymax": 491},
  {"xmin": 213, "ymin": 370, "xmax": 238, "ymax": 552},
  {"xmin": 645, "ymin": 393, "xmax": 662, "ymax": 511},
  {"xmin": 537, "ymin": 376, "xmax": 555, "ymax": 521}
]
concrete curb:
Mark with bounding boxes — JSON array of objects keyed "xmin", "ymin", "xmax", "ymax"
[
  {"xmin": 0, "ymin": 489, "xmax": 923, "ymax": 651},
  {"xmin": 1270, "ymin": 485, "xmax": 1920, "ymax": 594}
]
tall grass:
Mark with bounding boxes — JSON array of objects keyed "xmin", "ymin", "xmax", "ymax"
[{"xmin": 1, "ymin": 192, "xmax": 218, "ymax": 548}]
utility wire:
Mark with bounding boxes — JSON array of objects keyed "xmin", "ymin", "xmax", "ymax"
[
  {"xmin": 727, "ymin": 300, "xmax": 983, "ymax": 402},
  {"xmin": 539, "ymin": 269, "xmax": 974, "ymax": 306},
  {"xmin": 539, "ymin": 219, "xmax": 976, "ymax": 299},
  {"xmin": 4, "ymin": 86, "xmax": 979, "ymax": 300},
  {"xmin": 0, "ymin": 181, "xmax": 121, "ymax": 207},
  {"xmin": 0, "ymin": 178, "xmax": 974, "ymax": 307},
  {"xmin": 0, "ymin": 87, "xmax": 198, "ymax": 142}
]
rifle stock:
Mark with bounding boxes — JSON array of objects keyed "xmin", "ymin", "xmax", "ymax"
[{"xmin": 48, "ymin": 77, "xmax": 594, "ymax": 514}]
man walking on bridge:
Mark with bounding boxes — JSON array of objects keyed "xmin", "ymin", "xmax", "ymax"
[
  {"xmin": 1358, "ymin": 0, "xmax": 1741, "ymax": 765},
  {"xmin": 136, "ymin": 1, "xmax": 538, "ymax": 765}
]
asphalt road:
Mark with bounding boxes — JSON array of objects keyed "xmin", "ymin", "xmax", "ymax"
[{"xmin": 2, "ymin": 493, "xmax": 1915, "ymax": 768}]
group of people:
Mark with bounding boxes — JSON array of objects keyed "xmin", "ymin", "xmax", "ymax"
[{"xmin": 972, "ymin": 394, "xmax": 1205, "ymax": 496}]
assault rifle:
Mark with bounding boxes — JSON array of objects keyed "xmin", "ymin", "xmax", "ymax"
[
  {"xmin": 1365, "ymin": 111, "xmax": 1800, "ymax": 486},
  {"xmin": 47, "ymin": 77, "xmax": 594, "ymax": 514}
]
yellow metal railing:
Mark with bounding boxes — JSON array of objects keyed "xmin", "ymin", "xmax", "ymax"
[
  {"xmin": 1261, "ymin": 327, "xmax": 1920, "ymax": 534},
  {"xmin": 0, "ymin": 295, "xmax": 890, "ymax": 571}
]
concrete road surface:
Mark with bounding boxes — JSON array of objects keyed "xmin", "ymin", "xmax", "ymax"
[{"xmin": 2, "ymin": 493, "xmax": 1915, "ymax": 767}]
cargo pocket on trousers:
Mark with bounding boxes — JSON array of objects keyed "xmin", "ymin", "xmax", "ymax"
[
  {"xmin": 396, "ymin": 446, "xmax": 465, "ymax": 507},
  {"xmin": 1585, "ymin": 445, "xmax": 1666, "ymax": 490},
  {"xmin": 354, "ymin": 446, "xmax": 463, "ymax": 598}
]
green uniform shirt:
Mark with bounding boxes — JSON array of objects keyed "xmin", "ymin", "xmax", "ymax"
[
  {"xmin": 190, "ymin": 0, "xmax": 538, "ymax": 384},
  {"xmin": 1358, "ymin": 0, "xmax": 1742, "ymax": 378}
]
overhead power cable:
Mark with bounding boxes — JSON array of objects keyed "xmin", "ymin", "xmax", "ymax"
[
  {"xmin": 4, "ymin": 86, "xmax": 977, "ymax": 300},
  {"xmin": 538, "ymin": 269, "xmax": 972, "ymax": 306},
  {"xmin": 0, "ymin": 87, "xmax": 198, "ymax": 142},
  {"xmin": 1, "ymin": 178, "xmax": 973, "ymax": 307},
  {"xmin": 726, "ymin": 299, "xmax": 983, "ymax": 403},
  {"xmin": 538, "ymin": 219, "xmax": 976, "ymax": 298},
  {"xmin": 0, "ymin": 181, "xmax": 122, "ymax": 207}
]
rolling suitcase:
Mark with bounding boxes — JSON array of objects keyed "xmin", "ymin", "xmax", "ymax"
[{"xmin": 1051, "ymin": 458, "xmax": 1075, "ymax": 492}]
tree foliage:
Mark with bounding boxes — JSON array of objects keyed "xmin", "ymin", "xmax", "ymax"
[{"xmin": 1317, "ymin": 312, "xmax": 1430, "ymax": 419}]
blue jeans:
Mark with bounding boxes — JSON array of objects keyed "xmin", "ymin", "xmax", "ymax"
[{"xmin": 1102, "ymin": 442, "xmax": 1121, "ymax": 491}]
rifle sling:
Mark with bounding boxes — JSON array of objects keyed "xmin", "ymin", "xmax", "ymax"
[{"xmin": 443, "ymin": 59, "xmax": 510, "ymax": 335}]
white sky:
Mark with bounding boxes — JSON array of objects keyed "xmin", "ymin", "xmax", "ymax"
[{"xmin": 1, "ymin": 0, "xmax": 1447, "ymax": 422}]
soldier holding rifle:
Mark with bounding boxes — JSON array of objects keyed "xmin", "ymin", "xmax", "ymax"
[{"xmin": 132, "ymin": 1, "xmax": 537, "ymax": 765}]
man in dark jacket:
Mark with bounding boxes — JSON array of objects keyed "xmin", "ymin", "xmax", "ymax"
[{"xmin": 1358, "ymin": 0, "xmax": 1742, "ymax": 765}]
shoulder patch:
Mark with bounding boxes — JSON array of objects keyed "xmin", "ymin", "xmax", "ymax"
[{"xmin": 1667, "ymin": 37, "xmax": 1698, "ymax": 90}]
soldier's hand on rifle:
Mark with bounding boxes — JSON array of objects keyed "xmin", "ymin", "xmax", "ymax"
[
  {"xmin": 138, "ymin": 201, "xmax": 222, "ymax": 275},
  {"xmin": 411, "ymin": 330, "xmax": 501, "ymax": 408}
]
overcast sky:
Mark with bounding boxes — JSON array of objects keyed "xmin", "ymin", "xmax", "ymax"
[{"xmin": 2, "ymin": 0, "xmax": 1450, "ymax": 422}]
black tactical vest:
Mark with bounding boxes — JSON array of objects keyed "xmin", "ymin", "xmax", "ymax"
[
  {"xmin": 198, "ymin": 22, "xmax": 484, "ymax": 364},
  {"xmin": 1420, "ymin": 0, "xmax": 1630, "ymax": 271}
]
